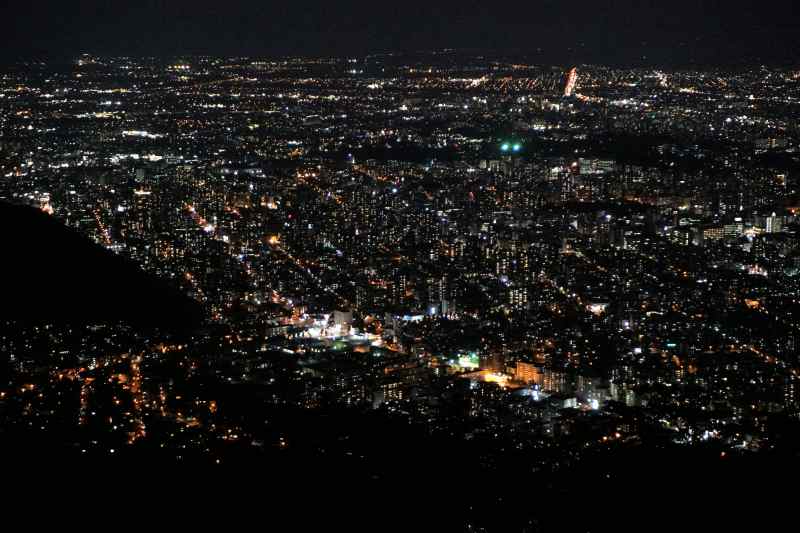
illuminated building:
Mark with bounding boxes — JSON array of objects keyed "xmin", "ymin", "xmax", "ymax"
[
  {"xmin": 766, "ymin": 213, "xmax": 782, "ymax": 233},
  {"xmin": 515, "ymin": 361, "xmax": 542, "ymax": 384}
]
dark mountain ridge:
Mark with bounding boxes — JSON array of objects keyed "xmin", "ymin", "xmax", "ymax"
[{"xmin": 0, "ymin": 201, "xmax": 203, "ymax": 334}]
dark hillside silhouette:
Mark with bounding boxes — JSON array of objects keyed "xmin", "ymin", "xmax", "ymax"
[{"xmin": 0, "ymin": 202, "xmax": 203, "ymax": 333}]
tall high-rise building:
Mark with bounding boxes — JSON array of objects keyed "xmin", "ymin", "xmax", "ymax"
[{"xmin": 766, "ymin": 212, "xmax": 782, "ymax": 233}]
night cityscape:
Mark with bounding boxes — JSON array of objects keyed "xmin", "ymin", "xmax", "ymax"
[{"xmin": 2, "ymin": 1, "xmax": 800, "ymax": 530}]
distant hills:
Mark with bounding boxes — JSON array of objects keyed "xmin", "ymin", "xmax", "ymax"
[{"xmin": 0, "ymin": 202, "xmax": 203, "ymax": 334}]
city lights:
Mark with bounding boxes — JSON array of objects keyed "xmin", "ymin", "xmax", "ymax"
[{"xmin": 2, "ymin": 24, "xmax": 798, "ymax": 524}]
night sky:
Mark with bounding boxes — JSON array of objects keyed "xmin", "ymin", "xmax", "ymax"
[{"xmin": 3, "ymin": 0, "xmax": 800, "ymax": 66}]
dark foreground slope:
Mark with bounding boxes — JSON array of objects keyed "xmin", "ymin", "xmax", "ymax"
[{"xmin": 0, "ymin": 202, "xmax": 203, "ymax": 333}]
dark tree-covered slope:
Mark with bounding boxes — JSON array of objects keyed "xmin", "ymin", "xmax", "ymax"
[{"xmin": 0, "ymin": 202, "xmax": 203, "ymax": 333}]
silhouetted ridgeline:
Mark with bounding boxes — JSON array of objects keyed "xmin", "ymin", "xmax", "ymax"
[{"xmin": 0, "ymin": 202, "xmax": 203, "ymax": 333}]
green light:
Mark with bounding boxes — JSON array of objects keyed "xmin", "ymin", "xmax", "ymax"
[
  {"xmin": 500, "ymin": 143, "xmax": 510, "ymax": 152},
  {"xmin": 457, "ymin": 353, "xmax": 480, "ymax": 370},
  {"xmin": 512, "ymin": 143, "xmax": 521, "ymax": 152}
]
